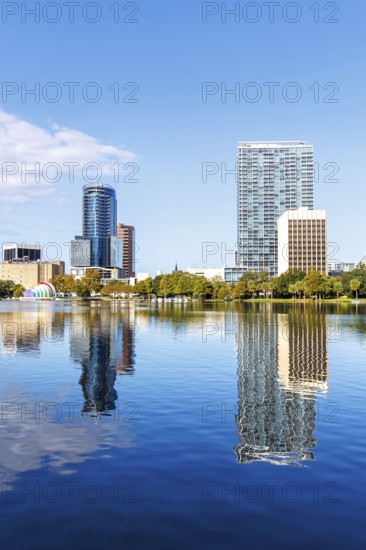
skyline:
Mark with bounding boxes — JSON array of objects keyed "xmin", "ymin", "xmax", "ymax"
[
  {"xmin": 0, "ymin": 0, "xmax": 365, "ymax": 272},
  {"xmin": 1, "ymin": 130, "xmax": 365, "ymax": 275}
]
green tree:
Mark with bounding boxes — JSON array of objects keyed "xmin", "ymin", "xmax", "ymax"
[
  {"xmin": 303, "ymin": 269, "xmax": 324, "ymax": 300},
  {"xmin": 211, "ymin": 276, "xmax": 225, "ymax": 300},
  {"xmin": 159, "ymin": 276, "xmax": 170, "ymax": 298},
  {"xmin": 288, "ymin": 283, "xmax": 297, "ymax": 300},
  {"xmin": 51, "ymin": 274, "xmax": 75, "ymax": 294},
  {"xmin": 350, "ymin": 278, "xmax": 361, "ymax": 300},
  {"xmin": 218, "ymin": 284, "xmax": 232, "ymax": 300},
  {"xmin": 333, "ymin": 279, "xmax": 344, "ymax": 299},
  {"xmin": 294, "ymin": 280, "xmax": 304, "ymax": 300},
  {"xmin": 193, "ymin": 277, "xmax": 213, "ymax": 300},
  {"xmin": 144, "ymin": 277, "xmax": 153, "ymax": 297},
  {"xmin": 13, "ymin": 285, "xmax": 26, "ymax": 298},
  {"xmin": 322, "ymin": 276, "xmax": 334, "ymax": 298},
  {"xmin": 247, "ymin": 280, "xmax": 257, "ymax": 299},
  {"xmin": 266, "ymin": 279, "xmax": 277, "ymax": 299},
  {"xmin": 233, "ymin": 281, "xmax": 246, "ymax": 300},
  {"xmin": 0, "ymin": 280, "xmax": 15, "ymax": 298},
  {"xmin": 275, "ymin": 270, "xmax": 305, "ymax": 297},
  {"xmin": 74, "ymin": 280, "xmax": 90, "ymax": 298},
  {"xmin": 82, "ymin": 270, "xmax": 102, "ymax": 294}
]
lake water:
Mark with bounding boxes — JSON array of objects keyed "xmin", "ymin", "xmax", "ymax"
[{"xmin": 0, "ymin": 301, "xmax": 365, "ymax": 549}]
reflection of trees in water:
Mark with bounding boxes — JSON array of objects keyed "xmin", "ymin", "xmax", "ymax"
[
  {"xmin": 234, "ymin": 310, "xmax": 329, "ymax": 466},
  {"xmin": 0, "ymin": 308, "xmax": 64, "ymax": 357}
]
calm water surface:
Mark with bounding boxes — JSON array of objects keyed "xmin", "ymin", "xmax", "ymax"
[{"xmin": 0, "ymin": 301, "xmax": 365, "ymax": 549}]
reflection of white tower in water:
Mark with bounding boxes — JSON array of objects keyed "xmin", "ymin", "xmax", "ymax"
[{"xmin": 234, "ymin": 310, "xmax": 329, "ymax": 466}]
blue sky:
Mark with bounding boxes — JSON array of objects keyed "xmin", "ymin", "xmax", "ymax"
[{"xmin": 0, "ymin": 0, "xmax": 365, "ymax": 273}]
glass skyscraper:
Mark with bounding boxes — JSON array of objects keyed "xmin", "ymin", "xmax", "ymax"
[
  {"xmin": 237, "ymin": 141, "xmax": 314, "ymax": 278},
  {"xmin": 83, "ymin": 183, "xmax": 118, "ymax": 268},
  {"xmin": 71, "ymin": 183, "xmax": 122, "ymax": 271}
]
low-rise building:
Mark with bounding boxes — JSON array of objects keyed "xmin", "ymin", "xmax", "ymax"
[
  {"xmin": 328, "ymin": 262, "xmax": 356, "ymax": 275},
  {"xmin": 0, "ymin": 261, "xmax": 65, "ymax": 288},
  {"xmin": 187, "ymin": 267, "xmax": 225, "ymax": 280},
  {"xmin": 3, "ymin": 243, "xmax": 41, "ymax": 262},
  {"xmin": 70, "ymin": 266, "xmax": 124, "ymax": 283}
]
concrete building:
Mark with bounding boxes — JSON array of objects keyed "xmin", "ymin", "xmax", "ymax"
[
  {"xmin": 3, "ymin": 244, "xmax": 41, "ymax": 263},
  {"xmin": 117, "ymin": 224, "xmax": 136, "ymax": 278},
  {"xmin": 277, "ymin": 207, "xmax": 327, "ymax": 276},
  {"xmin": 237, "ymin": 141, "xmax": 314, "ymax": 278},
  {"xmin": 0, "ymin": 261, "xmax": 65, "ymax": 288},
  {"xmin": 70, "ymin": 266, "xmax": 123, "ymax": 284},
  {"xmin": 328, "ymin": 262, "xmax": 356, "ymax": 275},
  {"xmin": 187, "ymin": 267, "xmax": 225, "ymax": 280}
]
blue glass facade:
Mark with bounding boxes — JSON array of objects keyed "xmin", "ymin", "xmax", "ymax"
[
  {"xmin": 237, "ymin": 142, "xmax": 314, "ymax": 278},
  {"xmin": 82, "ymin": 184, "xmax": 120, "ymax": 269}
]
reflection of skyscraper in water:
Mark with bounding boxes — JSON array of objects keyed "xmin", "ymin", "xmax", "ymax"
[
  {"xmin": 234, "ymin": 310, "xmax": 328, "ymax": 466},
  {"xmin": 116, "ymin": 305, "xmax": 136, "ymax": 374},
  {"xmin": 70, "ymin": 307, "xmax": 136, "ymax": 415},
  {"xmin": 278, "ymin": 312, "xmax": 328, "ymax": 395}
]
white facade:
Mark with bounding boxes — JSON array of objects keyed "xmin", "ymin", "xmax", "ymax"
[
  {"xmin": 328, "ymin": 262, "xmax": 356, "ymax": 274},
  {"xmin": 237, "ymin": 141, "xmax": 314, "ymax": 277},
  {"xmin": 278, "ymin": 207, "xmax": 327, "ymax": 276},
  {"xmin": 70, "ymin": 267, "xmax": 123, "ymax": 282},
  {"xmin": 187, "ymin": 267, "xmax": 225, "ymax": 280},
  {"xmin": 136, "ymin": 272, "xmax": 151, "ymax": 282}
]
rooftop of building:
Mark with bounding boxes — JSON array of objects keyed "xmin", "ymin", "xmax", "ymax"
[
  {"xmin": 83, "ymin": 182, "xmax": 115, "ymax": 192},
  {"xmin": 238, "ymin": 141, "xmax": 311, "ymax": 148}
]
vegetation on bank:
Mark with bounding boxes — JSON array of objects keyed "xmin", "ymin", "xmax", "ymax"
[
  {"xmin": 125, "ymin": 267, "xmax": 366, "ymax": 301},
  {"xmin": 0, "ymin": 280, "xmax": 26, "ymax": 299},
  {"xmin": 2, "ymin": 263, "xmax": 366, "ymax": 301}
]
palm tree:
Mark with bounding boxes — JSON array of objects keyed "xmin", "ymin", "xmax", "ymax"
[
  {"xmin": 333, "ymin": 280, "xmax": 343, "ymax": 300},
  {"xmin": 288, "ymin": 283, "xmax": 297, "ymax": 300},
  {"xmin": 350, "ymin": 278, "xmax": 361, "ymax": 301},
  {"xmin": 294, "ymin": 280, "xmax": 304, "ymax": 300},
  {"xmin": 248, "ymin": 280, "xmax": 257, "ymax": 299}
]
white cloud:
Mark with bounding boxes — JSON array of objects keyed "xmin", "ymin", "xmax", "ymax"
[{"xmin": 0, "ymin": 110, "xmax": 137, "ymax": 202}]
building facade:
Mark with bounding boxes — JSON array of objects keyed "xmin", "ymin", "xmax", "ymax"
[
  {"xmin": 3, "ymin": 244, "xmax": 41, "ymax": 263},
  {"xmin": 187, "ymin": 267, "xmax": 225, "ymax": 280},
  {"xmin": 237, "ymin": 141, "xmax": 314, "ymax": 278},
  {"xmin": 0, "ymin": 261, "xmax": 65, "ymax": 288},
  {"xmin": 117, "ymin": 224, "xmax": 136, "ymax": 278},
  {"xmin": 277, "ymin": 207, "xmax": 327, "ymax": 275},
  {"xmin": 328, "ymin": 262, "xmax": 356, "ymax": 275},
  {"xmin": 71, "ymin": 183, "xmax": 122, "ymax": 273}
]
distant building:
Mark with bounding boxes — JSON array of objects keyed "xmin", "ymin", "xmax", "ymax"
[
  {"xmin": 135, "ymin": 273, "xmax": 150, "ymax": 282},
  {"xmin": 237, "ymin": 141, "xmax": 314, "ymax": 278},
  {"xmin": 224, "ymin": 267, "xmax": 249, "ymax": 284},
  {"xmin": 277, "ymin": 207, "xmax": 327, "ymax": 276},
  {"xmin": 187, "ymin": 267, "xmax": 224, "ymax": 281},
  {"xmin": 117, "ymin": 224, "xmax": 136, "ymax": 278},
  {"xmin": 3, "ymin": 243, "xmax": 41, "ymax": 263},
  {"xmin": 328, "ymin": 262, "xmax": 356, "ymax": 275},
  {"xmin": 360, "ymin": 256, "xmax": 366, "ymax": 267},
  {"xmin": 71, "ymin": 183, "xmax": 123, "ymax": 279},
  {"xmin": 70, "ymin": 237, "xmax": 91, "ymax": 268},
  {"xmin": 0, "ymin": 261, "xmax": 65, "ymax": 288},
  {"xmin": 70, "ymin": 266, "xmax": 124, "ymax": 284}
]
